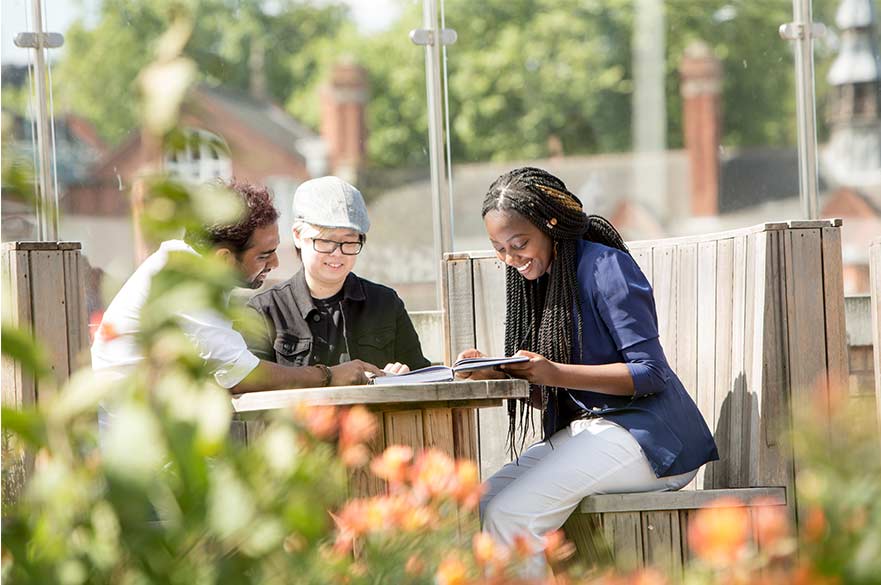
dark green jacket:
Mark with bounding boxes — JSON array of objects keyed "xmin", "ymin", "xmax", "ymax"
[{"xmin": 245, "ymin": 269, "xmax": 430, "ymax": 370}]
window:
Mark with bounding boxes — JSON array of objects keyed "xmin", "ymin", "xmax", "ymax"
[{"xmin": 164, "ymin": 128, "xmax": 232, "ymax": 183}]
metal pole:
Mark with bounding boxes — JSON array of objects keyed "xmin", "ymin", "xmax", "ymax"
[
  {"xmin": 789, "ymin": 0, "xmax": 822, "ymax": 220},
  {"xmin": 421, "ymin": 0, "xmax": 454, "ymax": 309},
  {"xmin": 30, "ymin": 0, "xmax": 59, "ymax": 240}
]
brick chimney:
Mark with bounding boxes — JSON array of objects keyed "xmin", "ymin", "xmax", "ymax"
[
  {"xmin": 679, "ymin": 41, "xmax": 722, "ymax": 217},
  {"xmin": 320, "ymin": 61, "xmax": 368, "ymax": 183}
]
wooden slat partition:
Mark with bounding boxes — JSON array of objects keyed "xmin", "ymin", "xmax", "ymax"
[
  {"xmin": 1, "ymin": 242, "xmax": 90, "ymax": 505},
  {"xmin": 443, "ymin": 220, "xmax": 848, "ymax": 568},
  {"xmin": 870, "ymin": 238, "xmax": 881, "ymax": 442}
]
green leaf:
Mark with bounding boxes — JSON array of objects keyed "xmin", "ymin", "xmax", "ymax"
[
  {"xmin": 1, "ymin": 325, "xmax": 49, "ymax": 377},
  {"xmin": 1, "ymin": 405, "xmax": 48, "ymax": 448}
]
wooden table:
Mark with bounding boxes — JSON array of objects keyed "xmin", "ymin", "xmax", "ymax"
[{"xmin": 230, "ymin": 379, "xmax": 529, "ymax": 497}]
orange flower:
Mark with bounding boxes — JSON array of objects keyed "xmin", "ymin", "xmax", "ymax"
[
  {"xmin": 792, "ymin": 561, "xmax": 841, "ymax": 585},
  {"xmin": 472, "ymin": 532, "xmax": 510, "ymax": 568},
  {"xmin": 370, "ymin": 445, "xmax": 413, "ymax": 484},
  {"xmin": 436, "ymin": 554, "xmax": 469, "ymax": 585},
  {"xmin": 97, "ymin": 320, "xmax": 119, "ymax": 341},
  {"xmin": 630, "ymin": 568, "xmax": 669, "ymax": 585},
  {"xmin": 340, "ymin": 444, "xmax": 369, "ymax": 468},
  {"xmin": 405, "ymin": 554, "xmax": 425, "ymax": 575},
  {"xmin": 688, "ymin": 497, "xmax": 750, "ymax": 565},
  {"xmin": 331, "ymin": 499, "xmax": 370, "ymax": 552},
  {"xmin": 543, "ymin": 530, "xmax": 576, "ymax": 565},
  {"xmin": 291, "ymin": 403, "xmax": 338, "ymax": 439},
  {"xmin": 752, "ymin": 497, "xmax": 790, "ymax": 550},
  {"xmin": 452, "ymin": 460, "xmax": 484, "ymax": 509},
  {"xmin": 511, "ymin": 533, "xmax": 534, "ymax": 559},
  {"xmin": 803, "ymin": 506, "xmax": 827, "ymax": 543},
  {"xmin": 339, "ymin": 406, "xmax": 377, "ymax": 448},
  {"xmin": 399, "ymin": 503, "xmax": 437, "ymax": 531},
  {"xmin": 410, "ymin": 448, "xmax": 456, "ymax": 499}
]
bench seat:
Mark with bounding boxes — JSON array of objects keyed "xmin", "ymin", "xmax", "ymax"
[{"xmin": 563, "ymin": 487, "xmax": 788, "ymax": 573}]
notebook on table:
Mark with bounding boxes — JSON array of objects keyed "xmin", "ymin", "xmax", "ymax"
[{"xmin": 370, "ymin": 355, "xmax": 529, "ymax": 385}]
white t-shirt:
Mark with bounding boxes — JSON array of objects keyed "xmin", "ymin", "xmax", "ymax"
[{"xmin": 91, "ymin": 240, "xmax": 260, "ymax": 389}]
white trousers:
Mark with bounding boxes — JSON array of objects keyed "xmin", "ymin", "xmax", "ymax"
[{"xmin": 480, "ymin": 418, "xmax": 697, "ymax": 577}]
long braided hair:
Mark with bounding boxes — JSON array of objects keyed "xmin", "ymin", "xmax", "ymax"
[{"xmin": 481, "ymin": 167, "xmax": 630, "ymax": 451}]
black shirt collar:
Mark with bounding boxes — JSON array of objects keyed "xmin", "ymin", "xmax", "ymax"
[{"xmin": 290, "ymin": 268, "xmax": 366, "ymax": 320}]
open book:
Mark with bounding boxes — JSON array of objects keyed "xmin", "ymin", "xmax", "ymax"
[{"xmin": 371, "ymin": 355, "xmax": 529, "ymax": 385}]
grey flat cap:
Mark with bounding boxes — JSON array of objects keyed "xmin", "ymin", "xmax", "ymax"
[{"xmin": 292, "ymin": 176, "xmax": 370, "ymax": 233}]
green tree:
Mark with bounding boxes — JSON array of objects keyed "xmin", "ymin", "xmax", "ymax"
[{"xmin": 55, "ymin": 0, "xmax": 349, "ymax": 146}]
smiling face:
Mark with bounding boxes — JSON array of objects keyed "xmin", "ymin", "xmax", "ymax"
[
  {"xmin": 293, "ymin": 225, "xmax": 362, "ymax": 296},
  {"xmin": 484, "ymin": 210, "xmax": 554, "ymax": 280},
  {"xmin": 220, "ymin": 222, "xmax": 280, "ymax": 289}
]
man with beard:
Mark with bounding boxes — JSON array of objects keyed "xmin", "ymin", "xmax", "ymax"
[{"xmin": 91, "ymin": 180, "xmax": 381, "ymax": 420}]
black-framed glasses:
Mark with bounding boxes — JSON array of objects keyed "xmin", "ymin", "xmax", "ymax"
[{"xmin": 312, "ymin": 238, "xmax": 363, "ymax": 255}]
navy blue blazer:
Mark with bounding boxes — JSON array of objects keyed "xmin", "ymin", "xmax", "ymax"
[{"xmin": 544, "ymin": 240, "xmax": 719, "ymax": 478}]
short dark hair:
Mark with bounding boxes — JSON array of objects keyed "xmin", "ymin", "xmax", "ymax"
[{"xmin": 187, "ymin": 180, "xmax": 279, "ymax": 253}]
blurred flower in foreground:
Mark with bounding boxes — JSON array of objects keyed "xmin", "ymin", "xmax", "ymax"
[
  {"xmin": 436, "ymin": 553, "xmax": 469, "ymax": 585},
  {"xmin": 472, "ymin": 531, "xmax": 510, "ymax": 571},
  {"xmin": 688, "ymin": 497, "xmax": 750, "ymax": 566},
  {"xmin": 370, "ymin": 445, "xmax": 413, "ymax": 485},
  {"xmin": 291, "ymin": 403, "xmax": 338, "ymax": 440},
  {"xmin": 543, "ymin": 529, "xmax": 576, "ymax": 567}
]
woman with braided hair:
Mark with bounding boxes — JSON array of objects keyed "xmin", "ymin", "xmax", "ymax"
[{"xmin": 458, "ymin": 167, "xmax": 718, "ymax": 576}]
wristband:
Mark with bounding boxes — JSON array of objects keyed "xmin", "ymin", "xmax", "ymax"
[{"xmin": 315, "ymin": 364, "xmax": 333, "ymax": 387}]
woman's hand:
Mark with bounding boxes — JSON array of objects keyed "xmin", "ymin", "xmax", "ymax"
[
  {"xmin": 453, "ymin": 348, "xmax": 506, "ymax": 380},
  {"xmin": 383, "ymin": 362, "xmax": 410, "ymax": 375},
  {"xmin": 500, "ymin": 350, "xmax": 560, "ymax": 386}
]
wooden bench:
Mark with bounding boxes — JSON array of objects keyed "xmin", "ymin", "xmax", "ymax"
[{"xmin": 441, "ymin": 220, "xmax": 848, "ymax": 570}]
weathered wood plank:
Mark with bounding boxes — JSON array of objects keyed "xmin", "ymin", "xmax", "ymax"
[
  {"xmin": 746, "ymin": 232, "xmax": 767, "ymax": 488},
  {"xmin": 756, "ymin": 230, "xmax": 797, "ymax": 499},
  {"xmin": 642, "ymin": 511, "xmax": 682, "ymax": 578},
  {"xmin": 422, "ymin": 408, "xmax": 455, "ymax": 456},
  {"xmin": 631, "ymin": 246, "xmax": 654, "ymax": 285},
  {"xmin": 472, "ymin": 257, "xmax": 507, "ymax": 356},
  {"xmin": 350, "ymin": 418, "xmax": 387, "ymax": 498},
  {"xmin": 563, "ymin": 513, "xmax": 611, "ymax": 565},
  {"xmin": 451, "ymin": 408, "xmax": 478, "ymax": 462},
  {"xmin": 604, "ymin": 512, "xmax": 644, "ymax": 570},
  {"xmin": 709, "ymin": 238, "xmax": 734, "ymax": 489},
  {"xmin": 738, "ymin": 233, "xmax": 757, "ymax": 488},
  {"xmin": 727, "ymin": 235, "xmax": 748, "ymax": 488},
  {"xmin": 442, "ymin": 258, "xmax": 476, "ymax": 364},
  {"xmin": 63, "ymin": 251, "xmax": 90, "ymax": 372},
  {"xmin": 577, "ymin": 487, "xmax": 786, "ymax": 513},
  {"xmin": 675, "ymin": 243, "xmax": 699, "ymax": 407},
  {"xmin": 29, "ymin": 251, "xmax": 70, "ymax": 396},
  {"xmin": 784, "ymin": 229, "xmax": 829, "ymax": 424},
  {"xmin": 695, "ymin": 240, "xmax": 718, "ymax": 489},
  {"xmin": 820, "ymin": 227, "xmax": 849, "ymax": 397},
  {"xmin": 652, "ymin": 246, "xmax": 678, "ymax": 368},
  {"xmin": 384, "ymin": 410, "xmax": 425, "ymax": 450},
  {"xmin": 230, "ymin": 379, "xmax": 529, "ymax": 413}
]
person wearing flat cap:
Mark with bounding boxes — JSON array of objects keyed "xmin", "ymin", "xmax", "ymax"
[{"xmin": 246, "ymin": 176, "xmax": 431, "ymax": 376}]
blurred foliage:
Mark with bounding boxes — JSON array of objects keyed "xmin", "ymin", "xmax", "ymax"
[{"xmin": 48, "ymin": 0, "xmax": 860, "ymax": 169}]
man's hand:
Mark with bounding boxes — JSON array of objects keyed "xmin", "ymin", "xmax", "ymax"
[
  {"xmin": 499, "ymin": 350, "xmax": 559, "ymax": 386},
  {"xmin": 383, "ymin": 362, "xmax": 410, "ymax": 375},
  {"xmin": 329, "ymin": 359, "xmax": 384, "ymax": 386},
  {"xmin": 453, "ymin": 348, "xmax": 507, "ymax": 381}
]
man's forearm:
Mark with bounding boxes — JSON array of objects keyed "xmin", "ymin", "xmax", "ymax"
[{"xmin": 231, "ymin": 360, "xmax": 324, "ymax": 394}]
